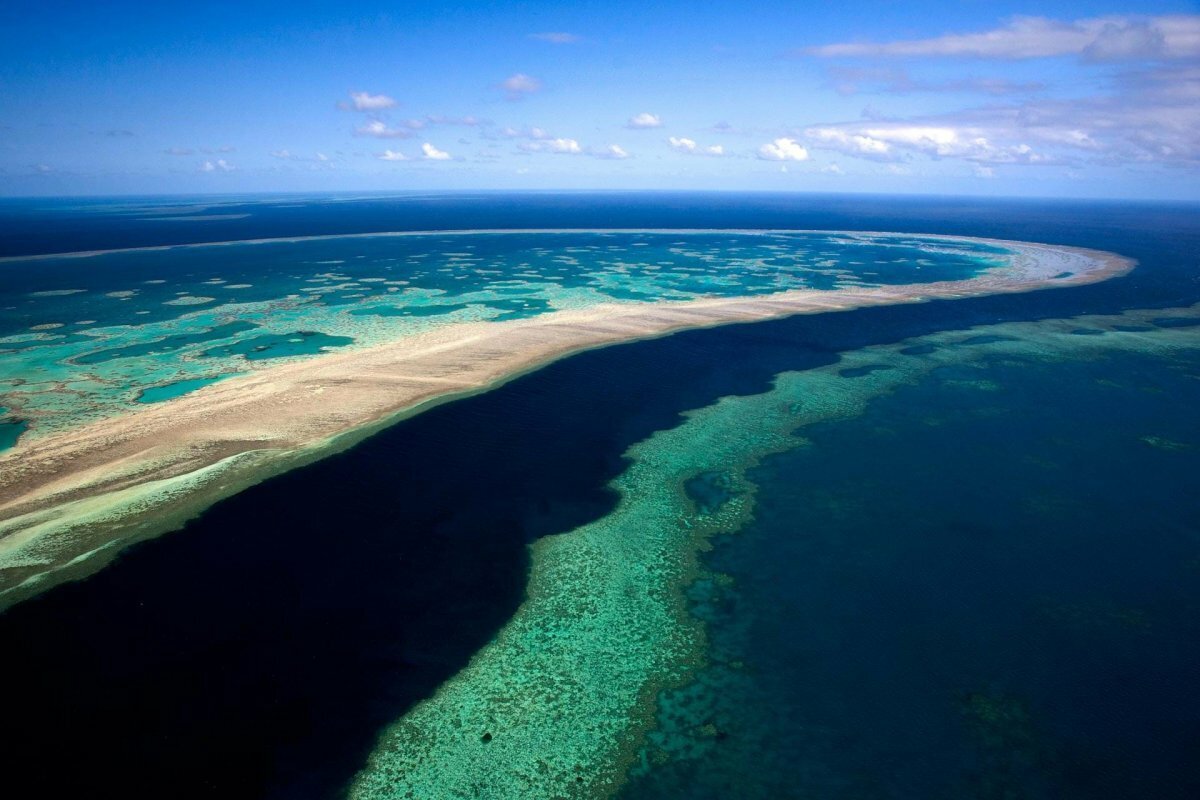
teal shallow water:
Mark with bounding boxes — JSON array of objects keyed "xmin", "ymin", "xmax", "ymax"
[
  {"xmin": 351, "ymin": 304, "xmax": 1200, "ymax": 799},
  {"xmin": 0, "ymin": 230, "xmax": 1008, "ymax": 440},
  {"xmin": 623, "ymin": 313, "xmax": 1200, "ymax": 800},
  {"xmin": 135, "ymin": 376, "xmax": 230, "ymax": 404},
  {"xmin": 0, "ymin": 195, "xmax": 1194, "ymax": 800}
]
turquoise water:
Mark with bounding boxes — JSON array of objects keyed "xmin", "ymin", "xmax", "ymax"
[
  {"xmin": 0, "ymin": 405, "xmax": 25, "ymax": 451},
  {"xmin": 1, "ymin": 195, "xmax": 1195, "ymax": 800},
  {"xmin": 135, "ymin": 376, "xmax": 230, "ymax": 404},
  {"xmin": 0, "ymin": 230, "xmax": 1005, "ymax": 439},
  {"xmin": 622, "ymin": 312, "xmax": 1200, "ymax": 800}
]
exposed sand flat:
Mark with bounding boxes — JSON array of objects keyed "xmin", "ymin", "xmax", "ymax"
[{"xmin": 0, "ymin": 238, "xmax": 1132, "ymax": 607}]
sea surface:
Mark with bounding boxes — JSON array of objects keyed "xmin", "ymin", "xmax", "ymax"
[
  {"xmin": 0, "ymin": 192, "xmax": 1196, "ymax": 799},
  {"xmin": 0, "ymin": 223, "xmax": 1006, "ymax": 441}
]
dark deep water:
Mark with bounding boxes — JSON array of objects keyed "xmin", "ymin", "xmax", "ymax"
[{"xmin": 0, "ymin": 193, "xmax": 1197, "ymax": 798}]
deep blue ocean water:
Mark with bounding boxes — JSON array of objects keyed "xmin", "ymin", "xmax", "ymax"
[{"xmin": 0, "ymin": 193, "xmax": 1196, "ymax": 799}]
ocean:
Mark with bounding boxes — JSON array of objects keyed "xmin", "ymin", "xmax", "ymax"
[{"xmin": 0, "ymin": 192, "xmax": 1196, "ymax": 799}]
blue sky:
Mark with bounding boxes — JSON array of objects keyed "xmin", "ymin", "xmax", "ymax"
[{"xmin": 1, "ymin": 0, "xmax": 1197, "ymax": 198}]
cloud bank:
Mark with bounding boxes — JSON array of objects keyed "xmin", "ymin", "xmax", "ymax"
[{"xmin": 807, "ymin": 15, "xmax": 1200, "ymax": 61}]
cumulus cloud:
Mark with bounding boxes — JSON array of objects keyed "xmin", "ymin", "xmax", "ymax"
[
  {"xmin": 346, "ymin": 91, "xmax": 397, "ymax": 111},
  {"xmin": 758, "ymin": 138, "xmax": 809, "ymax": 161},
  {"xmin": 421, "ymin": 142, "xmax": 452, "ymax": 160},
  {"xmin": 595, "ymin": 144, "xmax": 630, "ymax": 159},
  {"xmin": 355, "ymin": 119, "xmax": 413, "ymax": 139},
  {"xmin": 805, "ymin": 128, "xmax": 896, "ymax": 160},
  {"xmin": 500, "ymin": 73, "xmax": 542, "ymax": 100},
  {"xmin": 821, "ymin": 163, "xmax": 844, "ymax": 175},
  {"xmin": 377, "ymin": 149, "xmax": 408, "ymax": 161},
  {"xmin": 667, "ymin": 136, "xmax": 724, "ymax": 156},
  {"xmin": 806, "ymin": 123, "xmax": 1053, "ymax": 165},
  {"xmin": 513, "ymin": 133, "xmax": 629, "ymax": 159},
  {"xmin": 529, "ymin": 32, "xmax": 579, "ymax": 44},
  {"xmin": 807, "ymin": 14, "xmax": 1200, "ymax": 61},
  {"xmin": 200, "ymin": 159, "xmax": 234, "ymax": 172},
  {"xmin": 500, "ymin": 125, "xmax": 551, "ymax": 140},
  {"xmin": 627, "ymin": 112, "xmax": 663, "ymax": 129},
  {"xmin": 519, "ymin": 137, "xmax": 583, "ymax": 154},
  {"xmin": 270, "ymin": 149, "xmax": 292, "ymax": 159},
  {"xmin": 803, "ymin": 63, "xmax": 1200, "ymax": 169}
]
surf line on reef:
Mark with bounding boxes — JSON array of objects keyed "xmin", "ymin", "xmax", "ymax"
[{"xmin": 0, "ymin": 235, "xmax": 1133, "ymax": 609}]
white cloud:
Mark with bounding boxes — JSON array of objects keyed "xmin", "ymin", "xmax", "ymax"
[
  {"xmin": 806, "ymin": 127, "xmax": 894, "ymax": 159},
  {"xmin": 807, "ymin": 14, "xmax": 1200, "ymax": 61},
  {"xmin": 627, "ymin": 112, "xmax": 663, "ymax": 129},
  {"xmin": 519, "ymin": 137, "xmax": 583, "ymax": 154},
  {"xmin": 355, "ymin": 120, "xmax": 412, "ymax": 139},
  {"xmin": 974, "ymin": 165, "xmax": 996, "ymax": 178},
  {"xmin": 421, "ymin": 142, "xmax": 452, "ymax": 160},
  {"xmin": 529, "ymin": 32, "xmax": 579, "ymax": 44},
  {"xmin": 802, "ymin": 63, "xmax": 1200, "ymax": 170},
  {"xmin": 758, "ymin": 137, "xmax": 810, "ymax": 161},
  {"xmin": 548, "ymin": 138, "xmax": 582, "ymax": 153},
  {"xmin": 822, "ymin": 163, "xmax": 844, "ymax": 175},
  {"xmin": 200, "ymin": 159, "xmax": 234, "ymax": 172},
  {"xmin": 347, "ymin": 92, "xmax": 398, "ymax": 111},
  {"xmin": 270, "ymin": 149, "xmax": 292, "ymax": 159},
  {"xmin": 805, "ymin": 122, "xmax": 1057, "ymax": 165},
  {"xmin": 595, "ymin": 144, "xmax": 630, "ymax": 159},
  {"xmin": 503, "ymin": 126, "xmax": 569, "ymax": 144},
  {"xmin": 164, "ymin": 147, "xmax": 194, "ymax": 156},
  {"xmin": 377, "ymin": 149, "xmax": 408, "ymax": 161},
  {"xmin": 501, "ymin": 73, "xmax": 542, "ymax": 99},
  {"xmin": 667, "ymin": 136, "xmax": 725, "ymax": 156}
]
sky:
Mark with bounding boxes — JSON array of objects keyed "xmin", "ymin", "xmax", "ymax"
[{"xmin": 1, "ymin": 0, "xmax": 1198, "ymax": 199}]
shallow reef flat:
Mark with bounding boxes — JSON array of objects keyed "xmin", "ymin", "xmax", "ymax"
[
  {"xmin": 0, "ymin": 229, "xmax": 1097, "ymax": 441},
  {"xmin": 350, "ymin": 302, "xmax": 1199, "ymax": 799},
  {"xmin": 0, "ymin": 233, "xmax": 1129, "ymax": 607}
]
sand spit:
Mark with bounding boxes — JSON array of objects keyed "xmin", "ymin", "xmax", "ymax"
[{"xmin": 0, "ymin": 238, "xmax": 1132, "ymax": 608}]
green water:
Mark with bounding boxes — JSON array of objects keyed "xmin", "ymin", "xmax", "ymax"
[
  {"xmin": 351, "ymin": 303, "xmax": 1200, "ymax": 799},
  {"xmin": 135, "ymin": 376, "xmax": 230, "ymax": 404},
  {"xmin": 0, "ymin": 231, "xmax": 1020, "ymax": 444}
]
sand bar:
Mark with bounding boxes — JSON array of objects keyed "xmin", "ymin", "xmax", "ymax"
[{"xmin": 0, "ymin": 236, "xmax": 1133, "ymax": 608}]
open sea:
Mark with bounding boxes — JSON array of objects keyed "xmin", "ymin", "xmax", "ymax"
[{"xmin": 0, "ymin": 192, "xmax": 1197, "ymax": 799}]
